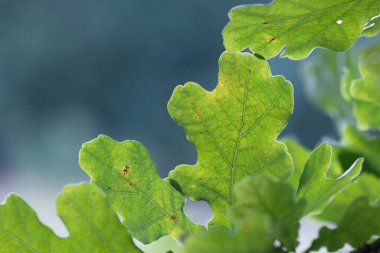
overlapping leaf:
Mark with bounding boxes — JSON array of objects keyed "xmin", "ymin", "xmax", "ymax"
[
  {"xmin": 282, "ymin": 138, "xmax": 310, "ymax": 191},
  {"xmin": 168, "ymin": 52, "xmax": 293, "ymax": 228},
  {"xmin": 79, "ymin": 135, "xmax": 204, "ymax": 243},
  {"xmin": 296, "ymin": 142, "xmax": 363, "ymax": 214},
  {"xmin": 223, "ymin": 0, "xmax": 380, "ymax": 60},
  {"xmin": 232, "ymin": 176, "xmax": 306, "ymax": 251},
  {"xmin": 339, "ymin": 125, "xmax": 380, "ymax": 176},
  {"xmin": 307, "ymin": 197, "xmax": 380, "ymax": 252},
  {"xmin": 301, "ymin": 50, "xmax": 355, "ymax": 127},
  {"xmin": 350, "ymin": 42, "xmax": 380, "ymax": 130},
  {"xmin": 283, "ymin": 134, "xmax": 380, "ymax": 223},
  {"xmin": 183, "ymin": 213, "xmax": 275, "ymax": 253},
  {"xmin": 0, "ymin": 183, "xmax": 140, "ymax": 253},
  {"xmin": 318, "ymin": 173, "xmax": 380, "ymax": 223},
  {"xmin": 303, "ymin": 40, "xmax": 380, "ymax": 130}
]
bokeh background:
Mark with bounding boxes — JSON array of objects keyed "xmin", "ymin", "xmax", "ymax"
[{"xmin": 0, "ymin": 0, "xmax": 346, "ymax": 246}]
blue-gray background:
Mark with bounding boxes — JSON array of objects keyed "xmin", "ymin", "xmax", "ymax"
[{"xmin": 0, "ymin": 0, "xmax": 336, "ymax": 234}]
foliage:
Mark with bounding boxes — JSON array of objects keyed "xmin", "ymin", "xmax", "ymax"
[
  {"xmin": 79, "ymin": 135, "xmax": 204, "ymax": 244},
  {"xmin": 168, "ymin": 51, "xmax": 293, "ymax": 229},
  {"xmin": 223, "ymin": 0, "xmax": 380, "ymax": 59},
  {"xmin": 0, "ymin": 183, "xmax": 140, "ymax": 253},
  {"xmin": 1, "ymin": 0, "xmax": 380, "ymax": 252},
  {"xmin": 307, "ymin": 197, "xmax": 380, "ymax": 252}
]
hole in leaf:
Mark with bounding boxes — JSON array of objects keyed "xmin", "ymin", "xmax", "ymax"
[
  {"xmin": 241, "ymin": 47, "xmax": 253, "ymax": 54},
  {"xmin": 336, "ymin": 19, "xmax": 343, "ymax": 24},
  {"xmin": 183, "ymin": 197, "xmax": 213, "ymax": 227}
]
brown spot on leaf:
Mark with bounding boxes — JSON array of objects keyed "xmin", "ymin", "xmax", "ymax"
[
  {"xmin": 123, "ymin": 165, "xmax": 129, "ymax": 175},
  {"xmin": 262, "ymin": 21, "xmax": 268, "ymax": 24},
  {"xmin": 266, "ymin": 37, "xmax": 276, "ymax": 43},
  {"xmin": 171, "ymin": 214, "xmax": 177, "ymax": 220}
]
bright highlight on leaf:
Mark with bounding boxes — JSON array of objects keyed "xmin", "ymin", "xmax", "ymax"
[
  {"xmin": 363, "ymin": 14, "xmax": 380, "ymax": 37},
  {"xmin": 223, "ymin": 0, "xmax": 380, "ymax": 59},
  {"xmin": 168, "ymin": 51, "xmax": 293, "ymax": 228},
  {"xmin": 79, "ymin": 135, "xmax": 204, "ymax": 243},
  {"xmin": 0, "ymin": 183, "xmax": 140, "ymax": 253},
  {"xmin": 296, "ymin": 142, "xmax": 363, "ymax": 214}
]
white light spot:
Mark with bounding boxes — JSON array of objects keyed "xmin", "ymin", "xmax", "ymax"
[{"xmin": 336, "ymin": 20, "xmax": 343, "ymax": 25}]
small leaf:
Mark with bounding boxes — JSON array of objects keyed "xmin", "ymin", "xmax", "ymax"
[
  {"xmin": 307, "ymin": 197, "xmax": 380, "ymax": 252},
  {"xmin": 168, "ymin": 51, "xmax": 293, "ymax": 228},
  {"xmin": 79, "ymin": 135, "xmax": 204, "ymax": 243},
  {"xmin": 0, "ymin": 183, "xmax": 141, "ymax": 253},
  {"xmin": 233, "ymin": 176, "xmax": 306, "ymax": 251},
  {"xmin": 318, "ymin": 173, "xmax": 380, "ymax": 223},
  {"xmin": 223, "ymin": 0, "xmax": 380, "ymax": 59},
  {"xmin": 0, "ymin": 195, "xmax": 60, "ymax": 253},
  {"xmin": 296, "ymin": 142, "xmax": 363, "ymax": 214}
]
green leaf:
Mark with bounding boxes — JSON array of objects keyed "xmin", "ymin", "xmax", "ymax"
[
  {"xmin": 0, "ymin": 195, "xmax": 61, "ymax": 253},
  {"xmin": 307, "ymin": 197, "xmax": 380, "ymax": 252},
  {"xmin": 296, "ymin": 142, "xmax": 363, "ymax": 214},
  {"xmin": 317, "ymin": 173, "xmax": 380, "ymax": 223},
  {"xmin": 339, "ymin": 125, "xmax": 380, "ymax": 176},
  {"xmin": 282, "ymin": 138, "xmax": 310, "ymax": 191},
  {"xmin": 301, "ymin": 49, "xmax": 355, "ymax": 126},
  {"xmin": 168, "ymin": 51, "xmax": 293, "ymax": 228},
  {"xmin": 0, "ymin": 183, "xmax": 141, "ymax": 253},
  {"xmin": 223, "ymin": 0, "xmax": 380, "ymax": 60},
  {"xmin": 79, "ymin": 135, "xmax": 204, "ymax": 243},
  {"xmin": 363, "ymin": 15, "xmax": 380, "ymax": 37},
  {"xmin": 350, "ymin": 42, "xmax": 380, "ymax": 130},
  {"xmin": 232, "ymin": 176, "xmax": 306, "ymax": 251},
  {"xmin": 183, "ymin": 213, "xmax": 276, "ymax": 253},
  {"xmin": 351, "ymin": 42, "xmax": 380, "ymax": 105},
  {"xmin": 57, "ymin": 183, "xmax": 141, "ymax": 253}
]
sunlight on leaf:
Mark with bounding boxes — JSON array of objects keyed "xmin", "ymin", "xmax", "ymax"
[
  {"xmin": 223, "ymin": 0, "xmax": 380, "ymax": 59},
  {"xmin": 168, "ymin": 51, "xmax": 293, "ymax": 228},
  {"xmin": 79, "ymin": 135, "xmax": 204, "ymax": 243}
]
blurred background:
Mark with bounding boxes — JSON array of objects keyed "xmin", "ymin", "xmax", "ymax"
[{"xmin": 0, "ymin": 0, "xmax": 352, "ymax": 245}]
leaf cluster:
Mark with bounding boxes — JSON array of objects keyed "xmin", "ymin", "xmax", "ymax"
[{"xmin": 1, "ymin": 1, "xmax": 380, "ymax": 252}]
